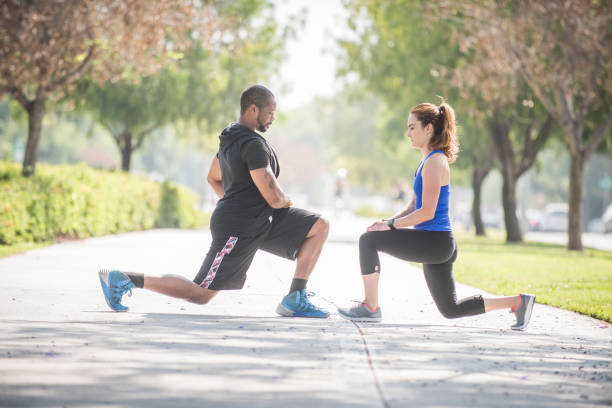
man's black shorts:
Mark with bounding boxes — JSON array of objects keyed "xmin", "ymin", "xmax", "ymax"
[{"xmin": 193, "ymin": 207, "xmax": 320, "ymax": 290}]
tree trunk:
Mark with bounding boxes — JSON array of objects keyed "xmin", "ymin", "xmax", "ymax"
[
  {"xmin": 472, "ymin": 168, "xmax": 486, "ymax": 236},
  {"xmin": 21, "ymin": 97, "xmax": 46, "ymax": 177},
  {"xmin": 120, "ymin": 130, "xmax": 133, "ymax": 172},
  {"xmin": 501, "ymin": 172, "xmax": 523, "ymax": 242},
  {"xmin": 568, "ymin": 150, "xmax": 584, "ymax": 250},
  {"xmin": 488, "ymin": 117, "xmax": 523, "ymax": 242}
]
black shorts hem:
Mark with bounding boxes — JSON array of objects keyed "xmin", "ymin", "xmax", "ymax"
[
  {"xmin": 259, "ymin": 207, "xmax": 320, "ymax": 260},
  {"xmin": 193, "ymin": 207, "xmax": 321, "ymax": 290}
]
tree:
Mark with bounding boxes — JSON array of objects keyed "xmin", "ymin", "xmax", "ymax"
[
  {"xmin": 458, "ymin": 119, "xmax": 496, "ymax": 236},
  {"xmin": 78, "ymin": 73, "xmax": 180, "ymax": 172},
  {"xmin": 339, "ymin": 0, "xmax": 500, "ymax": 235},
  {"xmin": 487, "ymin": 105, "xmax": 553, "ymax": 242},
  {"xmin": 434, "ymin": 2, "xmax": 557, "ymax": 243},
  {"xmin": 448, "ymin": 0, "xmax": 612, "ymax": 249},
  {"xmin": 0, "ymin": 0, "xmax": 219, "ymax": 176},
  {"xmin": 76, "ymin": 1, "xmax": 285, "ymax": 171}
]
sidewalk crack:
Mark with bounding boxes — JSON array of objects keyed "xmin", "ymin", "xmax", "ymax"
[
  {"xmin": 350, "ymin": 320, "xmax": 391, "ymax": 408},
  {"xmin": 322, "ymin": 295, "xmax": 390, "ymax": 408}
]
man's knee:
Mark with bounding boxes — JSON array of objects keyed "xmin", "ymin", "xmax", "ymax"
[
  {"xmin": 189, "ymin": 296, "xmax": 211, "ymax": 305},
  {"xmin": 188, "ymin": 290, "xmax": 216, "ymax": 305},
  {"xmin": 317, "ymin": 217, "xmax": 330, "ymax": 237}
]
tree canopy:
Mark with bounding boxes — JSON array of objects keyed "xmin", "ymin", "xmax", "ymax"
[
  {"xmin": 76, "ymin": 0, "xmax": 285, "ymax": 171},
  {"xmin": 0, "ymin": 0, "xmax": 248, "ymax": 175}
]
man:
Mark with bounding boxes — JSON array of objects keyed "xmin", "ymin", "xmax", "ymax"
[{"xmin": 99, "ymin": 85, "xmax": 330, "ymax": 317}]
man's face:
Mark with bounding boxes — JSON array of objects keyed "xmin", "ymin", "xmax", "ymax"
[{"xmin": 256, "ymin": 97, "xmax": 276, "ymax": 132}]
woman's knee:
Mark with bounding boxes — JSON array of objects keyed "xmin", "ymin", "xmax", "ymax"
[
  {"xmin": 359, "ymin": 231, "xmax": 376, "ymax": 249},
  {"xmin": 434, "ymin": 294, "xmax": 484, "ymax": 319},
  {"xmin": 436, "ymin": 303, "xmax": 462, "ymax": 319}
]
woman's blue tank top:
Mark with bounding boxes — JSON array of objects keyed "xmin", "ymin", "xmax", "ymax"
[{"xmin": 413, "ymin": 150, "xmax": 452, "ymax": 231}]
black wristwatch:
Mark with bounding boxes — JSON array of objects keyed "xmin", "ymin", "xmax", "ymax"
[{"xmin": 387, "ymin": 218, "xmax": 396, "ymax": 230}]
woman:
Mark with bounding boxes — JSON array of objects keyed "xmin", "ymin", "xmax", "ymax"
[{"xmin": 338, "ymin": 102, "xmax": 535, "ymax": 330}]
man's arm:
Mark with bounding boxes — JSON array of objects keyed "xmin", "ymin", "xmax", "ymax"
[
  {"xmin": 250, "ymin": 166, "xmax": 292, "ymax": 209},
  {"xmin": 207, "ymin": 156, "xmax": 224, "ymax": 198}
]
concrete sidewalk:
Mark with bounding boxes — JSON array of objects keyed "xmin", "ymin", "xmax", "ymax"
[{"xmin": 0, "ymin": 227, "xmax": 610, "ymax": 407}]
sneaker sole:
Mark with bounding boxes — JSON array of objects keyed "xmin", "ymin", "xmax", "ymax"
[
  {"xmin": 511, "ymin": 295, "xmax": 535, "ymax": 331},
  {"xmin": 275, "ymin": 303, "xmax": 329, "ymax": 318},
  {"xmin": 338, "ymin": 310, "xmax": 381, "ymax": 323},
  {"xmin": 98, "ymin": 270, "xmax": 128, "ymax": 312}
]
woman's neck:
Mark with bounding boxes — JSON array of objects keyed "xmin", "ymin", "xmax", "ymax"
[{"xmin": 420, "ymin": 147, "xmax": 433, "ymax": 157}]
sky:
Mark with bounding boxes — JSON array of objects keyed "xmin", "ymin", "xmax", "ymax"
[{"xmin": 272, "ymin": 0, "xmax": 350, "ymax": 109}]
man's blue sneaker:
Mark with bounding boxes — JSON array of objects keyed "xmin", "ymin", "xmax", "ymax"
[
  {"xmin": 276, "ymin": 289, "xmax": 329, "ymax": 318},
  {"xmin": 98, "ymin": 269, "xmax": 135, "ymax": 312}
]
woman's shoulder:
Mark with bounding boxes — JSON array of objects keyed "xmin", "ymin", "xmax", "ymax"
[
  {"xmin": 422, "ymin": 152, "xmax": 449, "ymax": 173},
  {"xmin": 425, "ymin": 151, "xmax": 448, "ymax": 165}
]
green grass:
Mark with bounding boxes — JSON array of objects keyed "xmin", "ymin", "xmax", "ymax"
[
  {"xmin": 354, "ymin": 206, "xmax": 391, "ymax": 219},
  {"xmin": 453, "ymin": 231, "xmax": 612, "ymax": 322},
  {"xmin": 0, "ymin": 241, "xmax": 51, "ymax": 259}
]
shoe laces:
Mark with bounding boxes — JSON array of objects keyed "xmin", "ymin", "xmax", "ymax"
[
  {"xmin": 112, "ymin": 279, "xmax": 133, "ymax": 299},
  {"xmin": 297, "ymin": 290, "xmax": 320, "ymax": 312}
]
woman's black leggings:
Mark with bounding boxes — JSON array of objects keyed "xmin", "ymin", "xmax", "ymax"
[{"xmin": 359, "ymin": 229, "xmax": 485, "ymax": 319}]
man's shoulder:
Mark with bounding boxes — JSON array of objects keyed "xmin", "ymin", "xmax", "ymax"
[{"xmin": 241, "ymin": 136, "xmax": 269, "ymax": 152}]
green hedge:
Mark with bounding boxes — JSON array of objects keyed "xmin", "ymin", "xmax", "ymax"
[
  {"xmin": 354, "ymin": 205, "xmax": 391, "ymax": 219},
  {"xmin": 0, "ymin": 162, "xmax": 210, "ymax": 245}
]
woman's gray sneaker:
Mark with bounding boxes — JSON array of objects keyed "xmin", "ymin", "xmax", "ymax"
[
  {"xmin": 511, "ymin": 293, "xmax": 536, "ymax": 331},
  {"xmin": 338, "ymin": 302, "xmax": 382, "ymax": 322}
]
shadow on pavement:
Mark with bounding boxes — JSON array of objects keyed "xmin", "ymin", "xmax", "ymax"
[{"xmin": 1, "ymin": 312, "xmax": 610, "ymax": 407}]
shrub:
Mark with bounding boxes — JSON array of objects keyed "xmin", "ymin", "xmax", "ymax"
[
  {"xmin": 0, "ymin": 162, "xmax": 209, "ymax": 245},
  {"xmin": 354, "ymin": 205, "xmax": 391, "ymax": 219}
]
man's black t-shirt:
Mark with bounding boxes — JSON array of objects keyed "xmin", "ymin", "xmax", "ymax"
[
  {"xmin": 241, "ymin": 139, "xmax": 270, "ymax": 171},
  {"xmin": 211, "ymin": 123, "xmax": 279, "ymax": 237}
]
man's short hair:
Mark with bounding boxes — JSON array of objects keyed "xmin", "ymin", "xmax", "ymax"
[{"xmin": 240, "ymin": 85, "xmax": 274, "ymax": 114}]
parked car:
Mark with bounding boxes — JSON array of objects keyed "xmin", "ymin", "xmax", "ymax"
[
  {"xmin": 602, "ymin": 204, "xmax": 612, "ymax": 234},
  {"xmin": 482, "ymin": 209, "xmax": 502, "ymax": 229},
  {"xmin": 541, "ymin": 203, "xmax": 568, "ymax": 232},
  {"xmin": 524, "ymin": 208, "xmax": 543, "ymax": 231}
]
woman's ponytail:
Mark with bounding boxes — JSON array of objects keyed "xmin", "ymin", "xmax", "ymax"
[{"xmin": 435, "ymin": 102, "xmax": 458, "ymax": 163}]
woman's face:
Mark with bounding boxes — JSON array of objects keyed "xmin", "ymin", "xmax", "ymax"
[{"xmin": 406, "ymin": 114, "xmax": 431, "ymax": 149}]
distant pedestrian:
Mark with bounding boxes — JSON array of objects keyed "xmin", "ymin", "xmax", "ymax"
[
  {"xmin": 334, "ymin": 167, "xmax": 349, "ymax": 217},
  {"xmin": 338, "ymin": 102, "xmax": 535, "ymax": 330},
  {"xmin": 99, "ymin": 85, "xmax": 330, "ymax": 318},
  {"xmin": 392, "ymin": 180, "xmax": 407, "ymax": 212}
]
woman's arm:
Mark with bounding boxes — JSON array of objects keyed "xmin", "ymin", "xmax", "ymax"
[
  {"xmin": 390, "ymin": 195, "xmax": 416, "ymax": 219},
  {"xmin": 368, "ymin": 155, "xmax": 446, "ymax": 231}
]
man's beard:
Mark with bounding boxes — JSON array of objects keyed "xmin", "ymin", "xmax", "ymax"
[{"xmin": 257, "ymin": 115, "xmax": 269, "ymax": 132}]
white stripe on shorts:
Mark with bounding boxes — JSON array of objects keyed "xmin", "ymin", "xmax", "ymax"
[{"xmin": 200, "ymin": 236, "xmax": 238, "ymax": 288}]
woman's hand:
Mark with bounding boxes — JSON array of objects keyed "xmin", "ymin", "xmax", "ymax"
[{"xmin": 367, "ymin": 219, "xmax": 391, "ymax": 232}]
